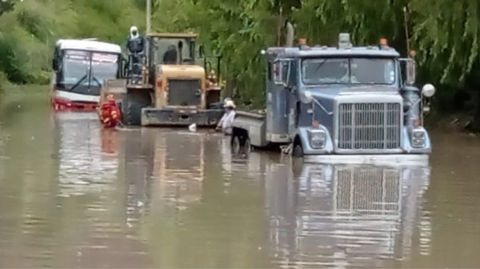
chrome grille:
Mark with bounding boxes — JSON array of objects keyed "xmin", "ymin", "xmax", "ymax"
[
  {"xmin": 338, "ymin": 103, "xmax": 401, "ymax": 150},
  {"xmin": 167, "ymin": 79, "xmax": 201, "ymax": 106}
]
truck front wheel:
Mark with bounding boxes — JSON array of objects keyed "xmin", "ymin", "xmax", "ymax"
[{"xmin": 292, "ymin": 143, "xmax": 303, "ymax": 157}]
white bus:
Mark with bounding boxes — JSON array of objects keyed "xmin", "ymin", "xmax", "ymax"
[{"xmin": 51, "ymin": 39, "xmax": 123, "ymax": 111}]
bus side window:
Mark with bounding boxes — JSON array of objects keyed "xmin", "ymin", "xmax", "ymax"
[{"xmin": 52, "ymin": 46, "xmax": 60, "ymax": 71}]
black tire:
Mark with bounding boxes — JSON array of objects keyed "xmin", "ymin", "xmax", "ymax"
[
  {"xmin": 231, "ymin": 135, "xmax": 241, "ymax": 154},
  {"xmin": 123, "ymin": 90, "xmax": 151, "ymax": 126},
  {"xmin": 243, "ymin": 138, "xmax": 252, "ymax": 155},
  {"xmin": 292, "ymin": 143, "xmax": 304, "ymax": 157}
]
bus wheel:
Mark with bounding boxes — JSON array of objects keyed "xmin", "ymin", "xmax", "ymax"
[{"xmin": 124, "ymin": 90, "xmax": 150, "ymax": 126}]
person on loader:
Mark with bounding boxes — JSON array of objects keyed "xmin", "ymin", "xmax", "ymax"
[
  {"xmin": 216, "ymin": 100, "xmax": 236, "ymax": 135},
  {"xmin": 126, "ymin": 26, "xmax": 145, "ymax": 79}
]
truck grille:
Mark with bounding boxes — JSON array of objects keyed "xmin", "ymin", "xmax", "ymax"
[
  {"xmin": 337, "ymin": 103, "xmax": 401, "ymax": 150},
  {"xmin": 167, "ymin": 79, "xmax": 202, "ymax": 106}
]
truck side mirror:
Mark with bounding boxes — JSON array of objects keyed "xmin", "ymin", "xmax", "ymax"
[
  {"xmin": 52, "ymin": 59, "xmax": 57, "ymax": 71},
  {"xmin": 406, "ymin": 59, "xmax": 416, "ymax": 85},
  {"xmin": 400, "ymin": 57, "xmax": 416, "ymax": 85}
]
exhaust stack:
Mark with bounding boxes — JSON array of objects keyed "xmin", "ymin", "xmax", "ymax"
[{"xmin": 285, "ymin": 20, "xmax": 294, "ymax": 47}]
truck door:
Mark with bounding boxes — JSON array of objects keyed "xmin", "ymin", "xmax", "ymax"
[{"xmin": 266, "ymin": 59, "xmax": 290, "ymax": 142}]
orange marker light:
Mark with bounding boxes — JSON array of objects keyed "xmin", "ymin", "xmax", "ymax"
[
  {"xmin": 156, "ymin": 79, "xmax": 162, "ymax": 88},
  {"xmin": 312, "ymin": 120, "xmax": 320, "ymax": 128},
  {"xmin": 299, "ymin": 38, "xmax": 307, "ymax": 45},
  {"xmin": 379, "ymin": 38, "xmax": 388, "ymax": 45},
  {"xmin": 409, "ymin": 50, "xmax": 417, "ymax": 57}
]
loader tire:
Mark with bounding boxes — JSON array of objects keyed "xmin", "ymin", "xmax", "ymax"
[{"xmin": 123, "ymin": 90, "xmax": 151, "ymax": 126}]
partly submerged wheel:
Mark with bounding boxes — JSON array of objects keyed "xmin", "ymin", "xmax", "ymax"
[
  {"xmin": 123, "ymin": 90, "xmax": 151, "ymax": 126},
  {"xmin": 231, "ymin": 136, "xmax": 241, "ymax": 154},
  {"xmin": 292, "ymin": 143, "xmax": 304, "ymax": 158},
  {"xmin": 243, "ymin": 138, "xmax": 252, "ymax": 155}
]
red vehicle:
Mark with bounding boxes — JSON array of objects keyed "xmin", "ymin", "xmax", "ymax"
[{"xmin": 51, "ymin": 39, "xmax": 122, "ymax": 111}]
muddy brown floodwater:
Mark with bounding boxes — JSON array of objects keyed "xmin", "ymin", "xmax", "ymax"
[{"xmin": 1, "ymin": 96, "xmax": 480, "ymax": 268}]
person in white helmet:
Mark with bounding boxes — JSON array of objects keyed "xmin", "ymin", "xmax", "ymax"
[
  {"xmin": 216, "ymin": 100, "xmax": 236, "ymax": 135},
  {"xmin": 126, "ymin": 26, "xmax": 145, "ymax": 80}
]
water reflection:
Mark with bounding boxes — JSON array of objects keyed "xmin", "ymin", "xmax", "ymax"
[
  {"xmin": 53, "ymin": 112, "xmax": 119, "ymax": 197},
  {"xmin": 265, "ymin": 161, "xmax": 431, "ymax": 268}
]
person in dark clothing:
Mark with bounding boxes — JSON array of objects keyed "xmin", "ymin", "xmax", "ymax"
[
  {"xmin": 126, "ymin": 26, "xmax": 145, "ymax": 80},
  {"xmin": 163, "ymin": 45, "xmax": 178, "ymax": 64}
]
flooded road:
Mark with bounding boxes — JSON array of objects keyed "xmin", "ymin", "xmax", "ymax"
[{"xmin": 1, "ymin": 96, "xmax": 480, "ymax": 268}]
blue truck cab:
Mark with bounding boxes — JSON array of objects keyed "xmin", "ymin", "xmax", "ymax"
[{"xmin": 231, "ymin": 29, "xmax": 435, "ymax": 165}]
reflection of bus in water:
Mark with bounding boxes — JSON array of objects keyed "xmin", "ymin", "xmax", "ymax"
[
  {"xmin": 265, "ymin": 162, "xmax": 431, "ymax": 268},
  {"xmin": 51, "ymin": 39, "xmax": 122, "ymax": 111},
  {"xmin": 53, "ymin": 112, "xmax": 119, "ymax": 197}
]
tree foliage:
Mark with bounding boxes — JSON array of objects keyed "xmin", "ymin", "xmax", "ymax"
[{"xmin": 1, "ymin": 0, "xmax": 480, "ymax": 113}]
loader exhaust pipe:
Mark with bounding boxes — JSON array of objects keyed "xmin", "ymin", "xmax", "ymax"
[{"xmin": 285, "ymin": 20, "xmax": 294, "ymax": 47}]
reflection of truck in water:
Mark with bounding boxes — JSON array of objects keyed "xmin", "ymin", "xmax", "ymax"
[
  {"xmin": 231, "ymin": 22, "xmax": 435, "ymax": 164},
  {"xmin": 101, "ymin": 33, "xmax": 224, "ymax": 127},
  {"xmin": 51, "ymin": 39, "xmax": 123, "ymax": 111},
  {"xmin": 264, "ymin": 161, "xmax": 431, "ymax": 268}
]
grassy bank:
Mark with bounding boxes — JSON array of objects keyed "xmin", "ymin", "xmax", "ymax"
[{"xmin": 0, "ymin": 84, "xmax": 49, "ymax": 106}]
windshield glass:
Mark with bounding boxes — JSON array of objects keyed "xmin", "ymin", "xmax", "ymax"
[
  {"xmin": 61, "ymin": 50, "xmax": 119, "ymax": 86},
  {"xmin": 62, "ymin": 50, "xmax": 89, "ymax": 85},
  {"xmin": 90, "ymin": 52, "xmax": 119, "ymax": 85},
  {"xmin": 302, "ymin": 57, "xmax": 396, "ymax": 85},
  {"xmin": 152, "ymin": 37, "xmax": 193, "ymax": 64}
]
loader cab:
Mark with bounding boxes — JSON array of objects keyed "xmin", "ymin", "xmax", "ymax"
[{"xmin": 147, "ymin": 33, "xmax": 197, "ymax": 66}]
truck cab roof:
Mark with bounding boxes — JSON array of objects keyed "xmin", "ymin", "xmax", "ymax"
[{"xmin": 266, "ymin": 45, "xmax": 400, "ymax": 59}]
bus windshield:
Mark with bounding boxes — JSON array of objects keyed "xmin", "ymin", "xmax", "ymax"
[
  {"xmin": 302, "ymin": 57, "xmax": 396, "ymax": 85},
  {"xmin": 62, "ymin": 50, "xmax": 119, "ymax": 86}
]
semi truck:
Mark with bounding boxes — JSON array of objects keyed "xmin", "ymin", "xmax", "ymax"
[{"xmin": 231, "ymin": 22, "xmax": 435, "ymax": 165}]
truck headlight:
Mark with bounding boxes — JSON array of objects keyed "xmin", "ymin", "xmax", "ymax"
[
  {"xmin": 308, "ymin": 130, "xmax": 326, "ymax": 149},
  {"xmin": 411, "ymin": 130, "xmax": 425, "ymax": 148}
]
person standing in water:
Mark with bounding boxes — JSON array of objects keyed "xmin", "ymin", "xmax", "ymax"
[{"xmin": 216, "ymin": 100, "xmax": 236, "ymax": 135}]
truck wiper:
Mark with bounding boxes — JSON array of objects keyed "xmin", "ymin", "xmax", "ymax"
[
  {"xmin": 314, "ymin": 59, "xmax": 328, "ymax": 72},
  {"xmin": 70, "ymin": 74, "xmax": 87, "ymax": 91}
]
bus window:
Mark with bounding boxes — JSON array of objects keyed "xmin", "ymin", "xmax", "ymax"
[
  {"xmin": 60, "ymin": 50, "xmax": 120, "ymax": 87},
  {"xmin": 91, "ymin": 52, "xmax": 119, "ymax": 85},
  {"xmin": 62, "ymin": 50, "xmax": 90, "ymax": 85}
]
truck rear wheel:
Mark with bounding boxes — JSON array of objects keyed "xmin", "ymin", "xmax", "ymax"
[
  {"xmin": 123, "ymin": 89, "xmax": 151, "ymax": 126},
  {"xmin": 231, "ymin": 136, "xmax": 239, "ymax": 154}
]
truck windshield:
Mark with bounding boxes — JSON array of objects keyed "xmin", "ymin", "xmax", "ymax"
[
  {"xmin": 302, "ymin": 57, "xmax": 395, "ymax": 85},
  {"xmin": 62, "ymin": 50, "xmax": 119, "ymax": 86}
]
